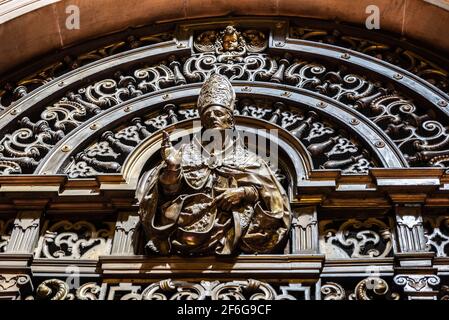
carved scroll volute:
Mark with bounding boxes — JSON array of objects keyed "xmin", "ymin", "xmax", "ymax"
[
  {"xmin": 349, "ymin": 277, "xmax": 400, "ymax": 300},
  {"xmin": 0, "ymin": 274, "xmax": 33, "ymax": 300},
  {"xmin": 321, "ymin": 282, "xmax": 345, "ymax": 300},
  {"xmin": 395, "ymin": 205, "xmax": 428, "ymax": 253},
  {"xmin": 394, "ymin": 274, "xmax": 440, "ymax": 300},
  {"xmin": 291, "ymin": 206, "xmax": 319, "ymax": 254},
  {"xmin": 35, "ymin": 279, "xmax": 73, "ymax": 300}
]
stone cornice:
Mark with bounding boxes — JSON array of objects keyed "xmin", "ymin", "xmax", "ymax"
[{"xmin": 0, "ymin": 168, "xmax": 448, "ymax": 211}]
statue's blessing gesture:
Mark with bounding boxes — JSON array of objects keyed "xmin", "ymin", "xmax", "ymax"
[{"xmin": 137, "ymin": 74, "xmax": 292, "ymax": 255}]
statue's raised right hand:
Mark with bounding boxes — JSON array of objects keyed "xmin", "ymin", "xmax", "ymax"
[{"xmin": 161, "ymin": 130, "xmax": 182, "ymax": 170}]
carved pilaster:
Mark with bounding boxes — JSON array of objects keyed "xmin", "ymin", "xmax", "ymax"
[
  {"xmin": 111, "ymin": 212, "xmax": 140, "ymax": 255},
  {"xmin": 394, "ymin": 205, "xmax": 437, "ymax": 299},
  {"xmin": 0, "ymin": 274, "xmax": 32, "ymax": 300},
  {"xmin": 394, "ymin": 274, "xmax": 440, "ymax": 300},
  {"xmin": 395, "ymin": 205, "xmax": 427, "ymax": 253},
  {"xmin": 5, "ymin": 211, "xmax": 41, "ymax": 253},
  {"xmin": 291, "ymin": 206, "xmax": 318, "ymax": 254}
]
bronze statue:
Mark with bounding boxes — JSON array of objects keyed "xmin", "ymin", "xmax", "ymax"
[{"xmin": 137, "ymin": 74, "xmax": 291, "ymax": 255}]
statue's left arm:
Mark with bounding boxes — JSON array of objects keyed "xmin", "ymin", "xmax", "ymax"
[{"xmin": 237, "ymin": 158, "xmax": 292, "ymax": 253}]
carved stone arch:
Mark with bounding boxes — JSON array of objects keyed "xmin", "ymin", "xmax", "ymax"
[
  {"xmin": 2, "ymin": 15, "xmax": 449, "ymax": 301},
  {"xmin": 33, "ymin": 83, "xmax": 411, "ymax": 186},
  {"xmin": 2, "ymin": 19, "xmax": 449, "ymax": 175}
]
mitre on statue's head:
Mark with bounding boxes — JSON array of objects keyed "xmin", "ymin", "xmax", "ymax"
[{"xmin": 197, "ymin": 73, "xmax": 235, "ymax": 114}]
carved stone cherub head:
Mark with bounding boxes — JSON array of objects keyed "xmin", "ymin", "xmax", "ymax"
[{"xmin": 222, "ymin": 26, "xmax": 240, "ymax": 52}]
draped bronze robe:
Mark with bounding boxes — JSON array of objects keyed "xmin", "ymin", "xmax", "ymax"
[{"xmin": 137, "ymin": 137, "xmax": 291, "ymax": 255}]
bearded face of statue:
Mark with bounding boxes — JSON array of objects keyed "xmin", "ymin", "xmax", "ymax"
[{"xmin": 200, "ymin": 105, "xmax": 234, "ymax": 130}]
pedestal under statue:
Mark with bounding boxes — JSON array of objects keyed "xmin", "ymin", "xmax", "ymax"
[{"xmin": 136, "ymin": 74, "xmax": 291, "ymax": 255}]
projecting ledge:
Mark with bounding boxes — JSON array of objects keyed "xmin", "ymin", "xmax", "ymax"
[
  {"xmin": 321, "ymin": 258, "xmax": 395, "ymax": 277},
  {"xmin": 99, "ymin": 254, "xmax": 325, "ymax": 279},
  {"xmin": 0, "ymin": 253, "xmax": 33, "ymax": 272},
  {"xmin": 30, "ymin": 258, "xmax": 99, "ymax": 277}
]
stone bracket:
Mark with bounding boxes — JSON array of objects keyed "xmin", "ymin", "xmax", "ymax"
[{"xmin": 394, "ymin": 252, "xmax": 440, "ymax": 300}]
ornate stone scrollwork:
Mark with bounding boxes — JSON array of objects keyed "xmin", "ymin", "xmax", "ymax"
[
  {"xmin": 0, "ymin": 274, "xmax": 31, "ymax": 292},
  {"xmin": 119, "ymin": 279, "xmax": 296, "ymax": 300},
  {"xmin": 14, "ymin": 277, "xmax": 357, "ymax": 301},
  {"xmin": 283, "ymin": 59, "xmax": 449, "ymax": 167},
  {"xmin": 441, "ymin": 285, "xmax": 449, "ymax": 300},
  {"xmin": 394, "ymin": 275, "xmax": 441, "ymax": 299},
  {"xmin": 319, "ymin": 218, "xmax": 393, "ymax": 259},
  {"xmin": 321, "ymin": 277, "xmax": 400, "ymax": 300},
  {"xmin": 394, "ymin": 275, "xmax": 440, "ymax": 293},
  {"xmin": 28, "ymin": 280, "xmax": 315, "ymax": 300},
  {"xmin": 35, "ymin": 220, "xmax": 114, "ymax": 259},
  {"xmin": 286, "ymin": 62, "xmax": 376, "ymax": 105},
  {"xmin": 39, "ymin": 280, "xmax": 318, "ymax": 300},
  {"xmin": 35, "ymin": 279, "xmax": 74, "ymax": 300},
  {"xmin": 0, "ymin": 160, "xmax": 21, "ymax": 174},
  {"xmin": 358, "ymin": 95, "xmax": 449, "ymax": 167},
  {"xmin": 0, "ymin": 63, "xmax": 181, "ymax": 175},
  {"xmin": 0, "ymin": 127, "xmax": 46, "ymax": 174},
  {"xmin": 76, "ymin": 282, "xmax": 102, "ymax": 300},
  {"xmin": 349, "ymin": 277, "xmax": 400, "ymax": 300},
  {"xmin": 201, "ymin": 51, "xmax": 272, "ymax": 80},
  {"xmin": 0, "ymin": 274, "xmax": 33, "ymax": 300},
  {"xmin": 32, "ymin": 280, "xmax": 102, "ymax": 300},
  {"xmin": 320, "ymin": 282, "xmax": 346, "ymax": 300},
  {"xmin": 64, "ymin": 110, "xmax": 182, "ymax": 177},
  {"xmin": 289, "ymin": 26, "xmax": 449, "ymax": 95},
  {"xmin": 65, "ymin": 98, "xmax": 375, "ymax": 177},
  {"xmin": 0, "ymin": 31, "xmax": 175, "ymax": 109},
  {"xmin": 1, "ymin": 24, "xmax": 449, "ymax": 174},
  {"xmin": 3, "ymin": 22, "xmax": 448, "ymax": 113},
  {"xmin": 185, "ymin": 26, "xmax": 274, "ymax": 81},
  {"xmin": 241, "ymin": 99, "xmax": 369, "ymax": 169},
  {"xmin": 424, "ymin": 215, "xmax": 449, "ymax": 257}
]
